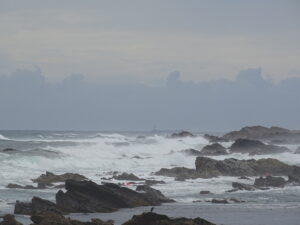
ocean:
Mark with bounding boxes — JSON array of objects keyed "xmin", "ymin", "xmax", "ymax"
[{"xmin": 0, "ymin": 130, "xmax": 300, "ymax": 221}]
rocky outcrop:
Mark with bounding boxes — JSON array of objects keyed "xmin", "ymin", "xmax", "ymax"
[
  {"xmin": 232, "ymin": 182, "xmax": 256, "ymax": 191},
  {"xmin": 229, "ymin": 139, "xmax": 289, "ymax": 155},
  {"xmin": 30, "ymin": 212, "xmax": 113, "ymax": 225},
  {"xmin": 136, "ymin": 185, "xmax": 175, "ymax": 204},
  {"xmin": 56, "ymin": 180, "xmax": 172, "ymax": 213},
  {"xmin": 6, "ymin": 183, "xmax": 46, "ymax": 189},
  {"xmin": 0, "ymin": 215, "xmax": 22, "ymax": 225},
  {"xmin": 254, "ymin": 176, "xmax": 286, "ymax": 187},
  {"xmin": 14, "ymin": 197, "xmax": 63, "ymax": 215},
  {"xmin": 181, "ymin": 149, "xmax": 202, "ymax": 156},
  {"xmin": 170, "ymin": 131, "xmax": 195, "ymax": 138},
  {"xmin": 112, "ymin": 173, "xmax": 143, "ymax": 181},
  {"xmin": 144, "ymin": 180, "xmax": 166, "ymax": 186},
  {"xmin": 156, "ymin": 157, "xmax": 300, "ymax": 179},
  {"xmin": 203, "ymin": 134, "xmax": 227, "ymax": 143},
  {"xmin": 32, "ymin": 172, "xmax": 87, "ymax": 185},
  {"xmin": 200, "ymin": 143, "xmax": 227, "ymax": 155},
  {"xmin": 155, "ymin": 167, "xmax": 199, "ymax": 180},
  {"xmin": 222, "ymin": 126, "xmax": 300, "ymax": 144},
  {"xmin": 122, "ymin": 212, "xmax": 215, "ymax": 225}
]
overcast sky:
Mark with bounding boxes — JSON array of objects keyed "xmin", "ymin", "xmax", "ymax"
[
  {"xmin": 0, "ymin": 1, "xmax": 300, "ymax": 131},
  {"xmin": 0, "ymin": 0, "xmax": 300, "ymax": 83}
]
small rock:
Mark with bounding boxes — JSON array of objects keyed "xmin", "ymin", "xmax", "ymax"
[{"xmin": 199, "ymin": 191, "xmax": 211, "ymax": 194}]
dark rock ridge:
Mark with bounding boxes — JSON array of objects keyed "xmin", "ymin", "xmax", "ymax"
[
  {"xmin": 229, "ymin": 139, "xmax": 289, "ymax": 155},
  {"xmin": 170, "ymin": 131, "xmax": 195, "ymax": 138},
  {"xmin": 122, "ymin": 212, "xmax": 215, "ymax": 225},
  {"xmin": 222, "ymin": 126, "xmax": 300, "ymax": 144},
  {"xmin": 30, "ymin": 212, "xmax": 114, "ymax": 225},
  {"xmin": 200, "ymin": 143, "xmax": 228, "ymax": 155},
  {"xmin": 156, "ymin": 156, "xmax": 300, "ymax": 179},
  {"xmin": 254, "ymin": 176, "xmax": 286, "ymax": 187},
  {"xmin": 55, "ymin": 180, "xmax": 174, "ymax": 213},
  {"xmin": 32, "ymin": 172, "xmax": 87, "ymax": 185}
]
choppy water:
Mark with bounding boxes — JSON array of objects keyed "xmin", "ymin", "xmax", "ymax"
[{"xmin": 0, "ymin": 130, "xmax": 300, "ymax": 214}]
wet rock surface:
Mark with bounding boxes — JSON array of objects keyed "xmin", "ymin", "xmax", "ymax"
[
  {"xmin": 32, "ymin": 172, "xmax": 87, "ymax": 185},
  {"xmin": 170, "ymin": 131, "xmax": 195, "ymax": 138},
  {"xmin": 200, "ymin": 143, "xmax": 227, "ymax": 155},
  {"xmin": 122, "ymin": 212, "xmax": 215, "ymax": 225}
]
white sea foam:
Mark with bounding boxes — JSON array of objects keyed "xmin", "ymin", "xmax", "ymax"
[{"xmin": 0, "ymin": 134, "xmax": 10, "ymax": 140}]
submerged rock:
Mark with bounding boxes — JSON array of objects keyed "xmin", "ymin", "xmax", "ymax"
[
  {"xmin": 122, "ymin": 212, "xmax": 215, "ymax": 225},
  {"xmin": 199, "ymin": 191, "xmax": 211, "ymax": 194},
  {"xmin": 203, "ymin": 134, "xmax": 227, "ymax": 143},
  {"xmin": 170, "ymin": 131, "xmax": 195, "ymax": 138},
  {"xmin": 232, "ymin": 182, "xmax": 256, "ymax": 191},
  {"xmin": 144, "ymin": 180, "xmax": 166, "ymax": 186},
  {"xmin": 200, "ymin": 143, "xmax": 227, "ymax": 155},
  {"xmin": 0, "ymin": 215, "xmax": 23, "ymax": 225},
  {"xmin": 229, "ymin": 138, "xmax": 289, "ymax": 155},
  {"xmin": 56, "ymin": 180, "xmax": 172, "ymax": 213},
  {"xmin": 155, "ymin": 167, "xmax": 199, "ymax": 180},
  {"xmin": 181, "ymin": 148, "xmax": 202, "ymax": 156},
  {"xmin": 32, "ymin": 172, "xmax": 87, "ymax": 185}
]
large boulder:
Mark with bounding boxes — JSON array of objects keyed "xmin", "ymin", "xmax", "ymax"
[
  {"xmin": 112, "ymin": 173, "xmax": 143, "ymax": 181},
  {"xmin": 32, "ymin": 172, "xmax": 87, "ymax": 185},
  {"xmin": 136, "ymin": 185, "xmax": 175, "ymax": 204},
  {"xmin": 14, "ymin": 197, "xmax": 63, "ymax": 215},
  {"xmin": 229, "ymin": 139, "xmax": 289, "ymax": 155},
  {"xmin": 254, "ymin": 176, "xmax": 286, "ymax": 187},
  {"xmin": 56, "ymin": 180, "xmax": 172, "ymax": 213},
  {"xmin": 200, "ymin": 143, "xmax": 228, "ymax": 155},
  {"xmin": 222, "ymin": 126, "xmax": 300, "ymax": 144},
  {"xmin": 122, "ymin": 212, "xmax": 215, "ymax": 225}
]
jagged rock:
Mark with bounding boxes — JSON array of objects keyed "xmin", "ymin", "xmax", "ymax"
[
  {"xmin": 30, "ymin": 212, "xmax": 114, "ymax": 225},
  {"xmin": 254, "ymin": 176, "xmax": 286, "ymax": 187},
  {"xmin": 199, "ymin": 191, "xmax": 211, "ymax": 194},
  {"xmin": 56, "ymin": 180, "xmax": 171, "ymax": 213},
  {"xmin": 232, "ymin": 182, "xmax": 256, "ymax": 191},
  {"xmin": 155, "ymin": 167, "xmax": 199, "ymax": 179},
  {"xmin": 229, "ymin": 139, "xmax": 289, "ymax": 155},
  {"xmin": 170, "ymin": 131, "xmax": 194, "ymax": 138},
  {"xmin": 14, "ymin": 197, "xmax": 63, "ymax": 215},
  {"xmin": 181, "ymin": 149, "xmax": 202, "ymax": 156},
  {"xmin": 223, "ymin": 126, "xmax": 300, "ymax": 144},
  {"xmin": 112, "ymin": 173, "xmax": 143, "ymax": 181},
  {"xmin": 32, "ymin": 172, "xmax": 87, "ymax": 185},
  {"xmin": 200, "ymin": 143, "xmax": 227, "ymax": 155},
  {"xmin": 144, "ymin": 180, "xmax": 165, "ymax": 186},
  {"xmin": 136, "ymin": 185, "xmax": 175, "ymax": 204},
  {"xmin": 0, "ymin": 215, "xmax": 22, "ymax": 225},
  {"xmin": 122, "ymin": 212, "xmax": 215, "ymax": 225},
  {"xmin": 203, "ymin": 134, "xmax": 227, "ymax": 143}
]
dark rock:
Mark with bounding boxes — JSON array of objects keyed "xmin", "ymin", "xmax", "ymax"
[
  {"xmin": 200, "ymin": 143, "xmax": 227, "ymax": 155},
  {"xmin": 223, "ymin": 126, "xmax": 300, "ymax": 144},
  {"xmin": 254, "ymin": 176, "xmax": 286, "ymax": 187},
  {"xmin": 0, "ymin": 215, "xmax": 22, "ymax": 225},
  {"xmin": 170, "ymin": 131, "xmax": 195, "ymax": 138},
  {"xmin": 211, "ymin": 199, "xmax": 229, "ymax": 204},
  {"xmin": 136, "ymin": 185, "xmax": 175, "ymax": 204},
  {"xmin": 181, "ymin": 149, "xmax": 202, "ymax": 156},
  {"xmin": 32, "ymin": 172, "xmax": 87, "ymax": 185},
  {"xmin": 30, "ymin": 212, "xmax": 114, "ymax": 225},
  {"xmin": 6, "ymin": 183, "xmax": 46, "ymax": 190},
  {"xmin": 56, "ymin": 180, "xmax": 171, "ymax": 213},
  {"xmin": 229, "ymin": 198, "xmax": 245, "ymax": 203},
  {"xmin": 155, "ymin": 167, "xmax": 199, "ymax": 180},
  {"xmin": 288, "ymin": 174, "xmax": 300, "ymax": 185},
  {"xmin": 230, "ymin": 139, "xmax": 289, "ymax": 155},
  {"xmin": 14, "ymin": 197, "xmax": 63, "ymax": 215},
  {"xmin": 144, "ymin": 180, "xmax": 165, "ymax": 186},
  {"xmin": 199, "ymin": 191, "xmax": 211, "ymax": 194},
  {"xmin": 203, "ymin": 134, "xmax": 227, "ymax": 143},
  {"xmin": 232, "ymin": 182, "xmax": 256, "ymax": 191},
  {"xmin": 122, "ymin": 212, "xmax": 215, "ymax": 225},
  {"xmin": 238, "ymin": 176, "xmax": 251, "ymax": 180},
  {"xmin": 1, "ymin": 148, "xmax": 18, "ymax": 153},
  {"xmin": 112, "ymin": 173, "xmax": 143, "ymax": 181}
]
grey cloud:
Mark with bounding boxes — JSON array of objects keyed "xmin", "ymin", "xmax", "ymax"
[{"xmin": 0, "ymin": 68, "xmax": 299, "ymax": 131}]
